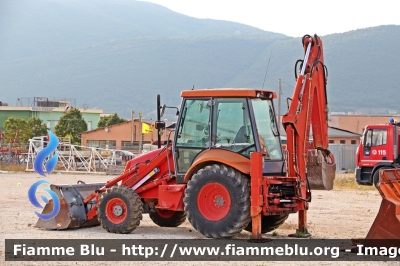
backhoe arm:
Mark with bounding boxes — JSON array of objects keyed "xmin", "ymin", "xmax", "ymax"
[
  {"xmin": 283, "ymin": 34, "xmax": 334, "ymax": 180},
  {"xmin": 282, "ymin": 34, "xmax": 335, "ymax": 233}
]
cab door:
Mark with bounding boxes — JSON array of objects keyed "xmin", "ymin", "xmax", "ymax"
[
  {"xmin": 363, "ymin": 129, "xmax": 372, "ymax": 156},
  {"xmin": 173, "ymin": 98, "xmax": 212, "ymax": 179},
  {"xmin": 362, "ymin": 128, "xmax": 389, "ymax": 162}
]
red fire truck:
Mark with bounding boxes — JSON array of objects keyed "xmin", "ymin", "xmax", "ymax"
[{"xmin": 355, "ymin": 118, "xmax": 400, "ymax": 187}]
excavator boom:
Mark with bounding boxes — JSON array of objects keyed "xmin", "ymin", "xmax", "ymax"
[
  {"xmin": 282, "ymin": 34, "xmax": 336, "ymax": 233},
  {"xmin": 283, "ymin": 34, "xmax": 335, "ymax": 188}
]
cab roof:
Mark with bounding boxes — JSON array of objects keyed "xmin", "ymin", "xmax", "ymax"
[{"xmin": 181, "ymin": 88, "xmax": 277, "ymax": 99}]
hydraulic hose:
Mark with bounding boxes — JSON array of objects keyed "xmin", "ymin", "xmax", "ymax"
[
  {"xmin": 294, "ymin": 59, "xmax": 303, "ymax": 80},
  {"xmin": 310, "ymin": 60, "xmax": 328, "ymax": 105}
]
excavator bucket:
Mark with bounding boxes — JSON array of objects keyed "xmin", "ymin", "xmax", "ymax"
[
  {"xmin": 35, "ymin": 182, "xmax": 105, "ymax": 230},
  {"xmin": 306, "ymin": 150, "xmax": 336, "ymax": 190},
  {"xmin": 363, "ymin": 168, "xmax": 400, "ymax": 241}
]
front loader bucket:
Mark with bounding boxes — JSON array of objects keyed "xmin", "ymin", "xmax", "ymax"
[
  {"xmin": 307, "ymin": 150, "xmax": 336, "ymax": 190},
  {"xmin": 35, "ymin": 182, "xmax": 105, "ymax": 230},
  {"xmin": 363, "ymin": 168, "xmax": 400, "ymax": 241}
]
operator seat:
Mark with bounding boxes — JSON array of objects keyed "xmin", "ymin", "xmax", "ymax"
[{"xmin": 234, "ymin": 126, "xmax": 249, "ymax": 143}]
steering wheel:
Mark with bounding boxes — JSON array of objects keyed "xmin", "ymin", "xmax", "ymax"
[
  {"xmin": 237, "ymin": 144, "xmax": 256, "ymax": 154},
  {"xmin": 202, "ymin": 134, "xmax": 220, "ymax": 142}
]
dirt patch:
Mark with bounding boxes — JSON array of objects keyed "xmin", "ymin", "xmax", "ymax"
[{"xmin": 0, "ymin": 172, "xmax": 390, "ymax": 265}]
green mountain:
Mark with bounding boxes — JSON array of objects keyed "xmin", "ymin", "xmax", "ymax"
[
  {"xmin": 0, "ymin": 1, "xmax": 399, "ymax": 119},
  {"xmin": 0, "ymin": 0, "xmax": 281, "ymax": 62}
]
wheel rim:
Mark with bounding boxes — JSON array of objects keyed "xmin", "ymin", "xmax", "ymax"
[
  {"xmin": 197, "ymin": 182, "xmax": 231, "ymax": 221},
  {"xmin": 156, "ymin": 210, "xmax": 175, "ymax": 219},
  {"xmin": 105, "ymin": 198, "xmax": 128, "ymax": 224}
]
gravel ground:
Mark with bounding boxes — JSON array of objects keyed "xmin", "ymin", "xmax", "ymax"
[{"xmin": 0, "ymin": 171, "xmax": 394, "ymax": 265}]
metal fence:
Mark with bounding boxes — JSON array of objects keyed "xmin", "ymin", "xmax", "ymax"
[
  {"xmin": 1, "ymin": 141, "xmax": 359, "ymax": 173},
  {"xmin": 328, "ymin": 144, "xmax": 358, "ymax": 172}
]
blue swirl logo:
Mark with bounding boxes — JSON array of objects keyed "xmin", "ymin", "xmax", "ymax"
[
  {"xmin": 29, "ymin": 130, "xmax": 60, "ymax": 220},
  {"xmin": 33, "ymin": 130, "xmax": 59, "ymax": 176},
  {"xmin": 28, "ymin": 180, "xmax": 60, "ymax": 220}
]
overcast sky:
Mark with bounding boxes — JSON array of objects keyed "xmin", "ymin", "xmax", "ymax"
[{"xmin": 141, "ymin": 0, "xmax": 399, "ymax": 37}]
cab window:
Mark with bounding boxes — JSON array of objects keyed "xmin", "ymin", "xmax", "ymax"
[
  {"xmin": 213, "ymin": 98, "xmax": 255, "ymax": 157},
  {"xmin": 252, "ymin": 98, "xmax": 283, "ymax": 160},
  {"xmin": 364, "ymin": 129, "xmax": 387, "ymax": 147}
]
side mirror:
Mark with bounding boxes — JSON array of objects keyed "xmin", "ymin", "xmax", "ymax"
[
  {"xmin": 160, "ymin": 105, "xmax": 180, "ymax": 116},
  {"xmin": 160, "ymin": 104, "xmax": 167, "ymax": 118}
]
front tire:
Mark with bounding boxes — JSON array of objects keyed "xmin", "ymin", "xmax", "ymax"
[
  {"xmin": 97, "ymin": 186, "xmax": 143, "ymax": 233},
  {"xmin": 184, "ymin": 164, "xmax": 251, "ymax": 238},
  {"xmin": 373, "ymin": 166, "xmax": 392, "ymax": 187}
]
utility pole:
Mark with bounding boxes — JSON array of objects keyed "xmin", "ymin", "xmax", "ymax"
[
  {"xmin": 157, "ymin": 95, "xmax": 161, "ymax": 149},
  {"xmin": 278, "ymin": 79, "xmax": 282, "ymax": 129},
  {"xmin": 139, "ymin": 112, "xmax": 143, "ymax": 154},
  {"xmin": 131, "ymin": 110, "xmax": 135, "ymax": 147}
]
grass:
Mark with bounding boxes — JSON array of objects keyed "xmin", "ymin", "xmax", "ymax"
[
  {"xmin": 333, "ymin": 173, "xmax": 376, "ymax": 190},
  {"xmin": 295, "ymin": 231, "xmax": 308, "ymax": 238},
  {"xmin": 0, "ymin": 163, "xmax": 27, "ymax": 172}
]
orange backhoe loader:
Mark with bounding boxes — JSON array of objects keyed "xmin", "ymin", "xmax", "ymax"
[{"xmin": 35, "ymin": 34, "xmax": 336, "ymax": 239}]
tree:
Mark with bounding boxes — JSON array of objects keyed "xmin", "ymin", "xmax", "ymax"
[
  {"xmin": 97, "ymin": 113, "xmax": 127, "ymax": 128},
  {"xmin": 28, "ymin": 117, "xmax": 48, "ymax": 137},
  {"xmin": 55, "ymin": 108, "xmax": 87, "ymax": 144},
  {"xmin": 4, "ymin": 117, "xmax": 32, "ymax": 143}
]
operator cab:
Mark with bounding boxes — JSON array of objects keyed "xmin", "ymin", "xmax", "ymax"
[{"xmin": 173, "ymin": 88, "xmax": 285, "ymax": 181}]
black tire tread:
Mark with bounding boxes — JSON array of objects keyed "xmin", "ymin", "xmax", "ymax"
[
  {"xmin": 97, "ymin": 186, "xmax": 143, "ymax": 234},
  {"xmin": 244, "ymin": 214, "xmax": 289, "ymax": 234},
  {"xmin": 149, "ymin": 211, "xmax": 187, "ymax": 227},
  {"xmin": 184, "ymin": 164, "xmax": 251, "ymax": 238},
  {"xmin": 373, "ymin": 166, "xmax": 392, "ymax": 187}
]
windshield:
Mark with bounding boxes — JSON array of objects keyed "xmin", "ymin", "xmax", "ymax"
[
  {"xmin": 364, "ymin": 128, "xmax": 388, "ymax": 147},
  {"xmin": 252, "ymin": 98, "xmax": 283, "ymax": 160}
]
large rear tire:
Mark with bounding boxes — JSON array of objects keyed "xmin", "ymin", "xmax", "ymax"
[
  {"xmin": 244, "ymin": 214, "xmax": 289, "ymax": 234},
  {"xmin": 184, "ymin": 164, "xmax": 251, "ymax": 238},
  {"xmin": 149, "ymin": 210, "xmax": 187, "ymax": 227},
  {"xmin": 97, "ymin": 186, "xmax": 143, "ymax": 233}
]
